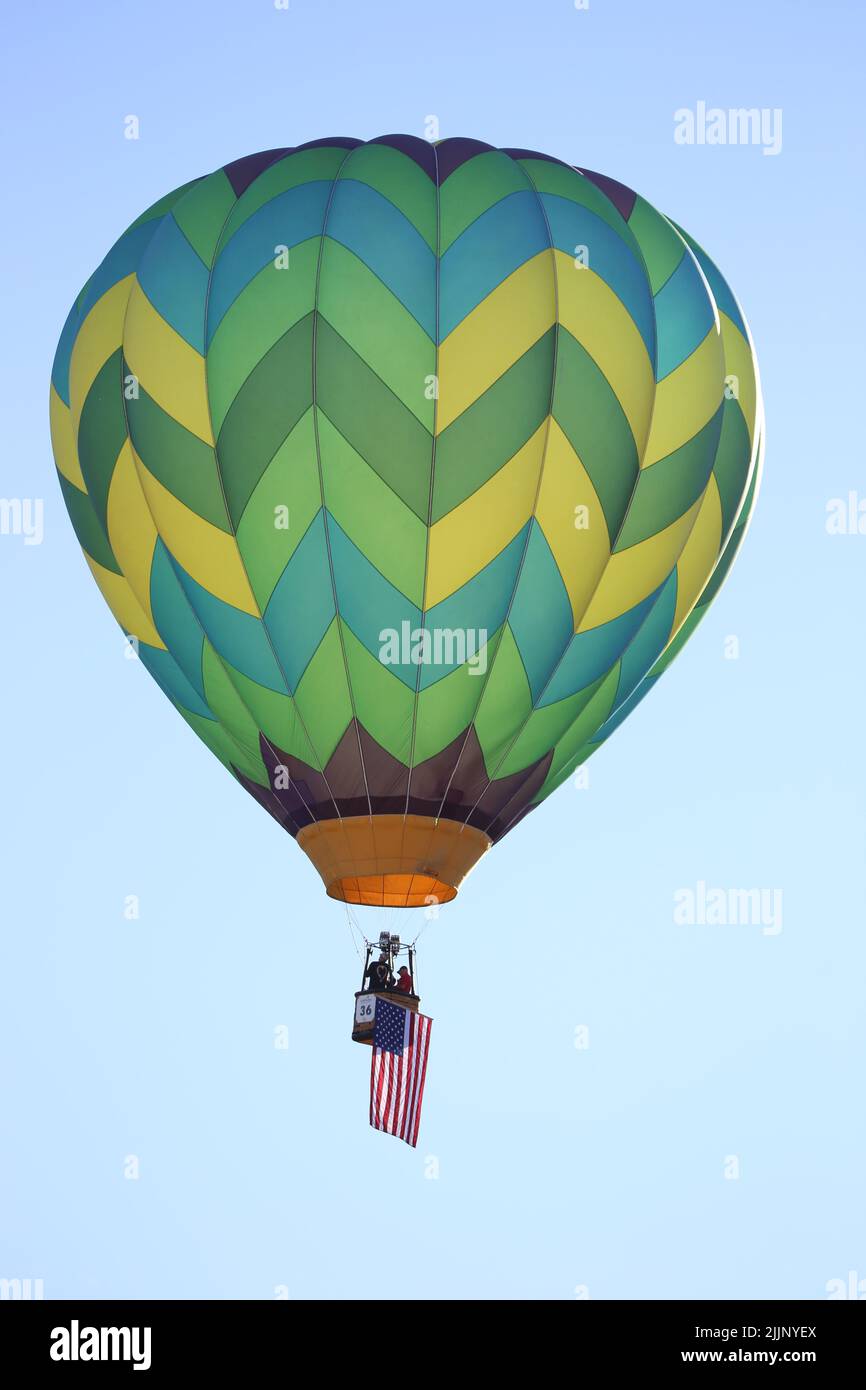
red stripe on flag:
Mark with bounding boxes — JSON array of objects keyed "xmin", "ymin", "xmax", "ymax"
[{"xmin": 408, "ymin": 1015, "xmax": 432, "ymax": 1148}]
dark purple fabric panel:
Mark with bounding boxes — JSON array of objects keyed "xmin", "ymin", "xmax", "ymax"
[
  {"xmin": 503, "ymin": 147, "xmax": 569, "ymax": 167},
  {"xmin": 370, "ymin": 133, "xmax": 438, "ymax": 178},
  {"xmin": 222, "ymin": 148, "xmax": 293, "ymax": 197},
  {"xmin": 575, "ymin": 167, "xmax": 637, "ymax": 221},
  {"xmin": 435, "ymin": 137, "xmax": 496, "ymax": 181}
]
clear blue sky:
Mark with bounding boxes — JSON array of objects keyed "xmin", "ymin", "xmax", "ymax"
[{"xmin": 1, "ymin": 0, "xmax": 863, "ymax": 1300}]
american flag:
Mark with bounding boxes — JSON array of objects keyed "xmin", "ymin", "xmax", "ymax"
[{"xmin": 370, "ymin": 998, "xmax": 432, "ymax": 1148}]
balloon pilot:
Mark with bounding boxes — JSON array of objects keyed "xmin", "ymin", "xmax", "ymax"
[{"xmin": 364, "ymin": 951, "xmax": 394, "ymax": 993}]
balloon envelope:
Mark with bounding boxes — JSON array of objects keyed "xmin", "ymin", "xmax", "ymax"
[{"xmin": 50, "ymin": 136, "xmax": 763, "ymax": 906}]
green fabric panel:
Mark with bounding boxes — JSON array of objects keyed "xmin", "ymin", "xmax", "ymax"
[
  {"xmin": 170, "ymin": 171, "xmax": 237, "ymax": 266},
  {"xmin": 533, "ymin": 666, "xmax": 620, "ymax": 797},
  {"xmin": 224, "ymin": 663, "xmax": 321, "ymax": 765},
  {"xmin": 217, "ymin": 148, "xmax": 347, "ymax": 244},
  {"xmin": 627, "ymin": 195, "xmax": 684, "ymax": 295},
  {"xmin": 216, "ymin": 312, "xmax": 315, "ymax": 529},
  {"xmin": 206, "ymin": 238, "xmax": 320, "ymax": 436},
  {"xmin": 57, "ymin": 471, "xmax": 120, "ymax": 573},
  {"xmin": 687, "ymin": 502, "xmax": 750, "ymax": 619},
  {"xmin": 530, "ymin": 745, "xmax": 590, "ymax": 805},
  {"xmin": 341, "ymin": 622, "xmax": 414, "ymax": 764},
  {"xmin": 473, "ymin": 624, "xmax": 532, "ymax": 768},
  {"xmin": 553, "ymin": 327, "xmax": 639, "ymax": 543},
  {"xmin": 76, "ymin": 350, "xmax": 127, "ymax": 531},
  {"xmin": 439, "ymin": 149, "xmax": 530, "ymax": 252},
  {"xmin": 498, "ymin": 674, "xmax": 608, "ymax": 777},
  {"xmin": 200, "ymin": 643, "xmax": 269, "ymax": 752},
  {"xmin": 339, "ymin": 142, "xmax": 437, "ymax": 249},
  {"xmin": 180, "ymin": 706, "xmax": 267, "ymax": 783},
  {"xmin": 314, "ymin": 316, "xmax": 432, "ymax": 520},
  {"xmin": 712, "ymin": 399, "xmax": 752, "ymax": 540},
  {"xmin": 126, "ymin": 379, "xmax": 229, "ymax": 530},
  {"xmin": 317, "ymin": 410, "xmax": 426, "ymax": 606},
  {"xmin": 410, "ymin": 638, "xmax": 504, "ymax": 767},
  {"xmin": 235, "ymin": 408, "xmax": 322, "ymax": 609},
  {"xmin": 615, "ymin": 406, "xmax": 723, "ymax": 551},
  {"xmin": 317, "ymin": 239, "xmax": 435, "ymax": 428},
  {"xmin": 293, "ymin": 619, "xmax": 354, "ymax": 764},
  {"xmin": 433, "ymin": 327, "xmax": 555, "ymax": 522},
  {"xmin": 127, "ymin": 180, "xmax": 202, "ymax": 233},
  {"xmin": 738, "ymin": 438, "xmax": 762, "ymax": 526}
]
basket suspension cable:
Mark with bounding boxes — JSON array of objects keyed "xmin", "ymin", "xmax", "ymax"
[
  {"xmin": 350, "ymin": 904, "xmax": 374, "ymax": 951},
  {"xmin": 410, "ymin": 914, "xmax": 432, "ymax": 949},
  {"xmin": 409, "ymin": 942, "xmax": 419, "ymax": 996},
  {"xmin": 344, "ymin": 916, "xmax": 363, "ymax": 964},
  {"xmin": 343, "ymin": 903, "xmax": 370, "ymax": 962},
  {"xmin": 346, "ymin": 903, "xmax": 432, "ymax": 997}
]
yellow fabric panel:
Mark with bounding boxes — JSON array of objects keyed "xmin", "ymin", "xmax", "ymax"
[
  {"xmin": 436, "ymin": 250, "xmax": 555, "ymax": 433},
  {"xmin": 132, "ymin": 449, "xmax": 258, "ymax": 614},
  {"xmin": 424, "ymin": 422, "xmax": 545, "ymax": 608},
  {"xmin": 106, "ymin": 440, "xmax": 160, "ymax": 627},
  {"xmin": 579, "ymin": 493, "xmax": 704, "ymax": 631},
  {"xmin": 643, "ymin": 327, "xmax": 725, "ymax": 467},
  {"xmin": 671, "ymin": 475, "xmax": 724, "ymax": 632},
  {"xmin": 84, "ymin": 552, "xmax": 164, "ymax": 649},
  {"xmin": 555, "ymin": 249, "xmax": 655, "ymax": 454},
  {"xmin": 49, "ymin": 384, "xmax": 85, "ymax": 489},
  {"xmin": 68, "ymin": 276, "xmax": 134, "ymax": 432},
  {"xmin": 123, "ymin": 281, "xmax": 214, "ymax": 445},
  {"xmin": 535, "ymin": 418, "xmax": 611, "ymax": 627},
  {"xmin": 720, "ymin": 311, "xmax": 758, "ymax": 448}
]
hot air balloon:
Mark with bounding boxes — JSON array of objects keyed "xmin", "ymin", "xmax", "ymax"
[{"xmin": 50, "ymin": 135, "xmax": 763, "ymax": 962}]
